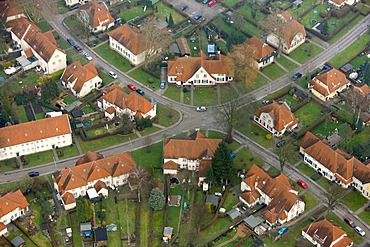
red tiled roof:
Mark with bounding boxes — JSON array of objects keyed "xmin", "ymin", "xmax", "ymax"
[
  {"xmin": 0, "ymin": 221, "xmax": 6, "ymax": 232},
  {"xmin": 163, "ymin": 161, "xmax": 178, "ymax": 170},
  {"xmin": 105, "ymin": 106, "xmax": 115, "ymax": 114},
  {"xmin": 108, "ymin": 24, "xmax": 147, "ymax": 55},
  {"xmin": 94, "ymin": 180, "xmax": 107, "ymax": 192},
  {"xmin": 240, "ymin": 190, "xmax": 260, "ymax": 204},
  {"xmin": 199, "ymin": 159, "xmax": 211, "ymax": 177},
  {"xmin": 76, "ymin": 151, "xmax": 104, "ymax": 165},
  {"xmin": 0, "ymin": 190, "xmax": 29, "ymax": 218},
  {"xmin": 309, "ymin": 68, "xmax": 349, "ymax": 97},
  {"xmin": 79, "ymin": 0, "xmax": 114, "ymax": 29},
  {"xmin": 354, "ymin": 84, "xmax": 369, "ymax": 97},
  {"xmin": 329, "ymin": 0, "xmax": 345, "ymax": 5},
  {"xmin": 0, "ymin": 115, "xmax": 71, "ymax": 148},
  {"xmin": 62, "ymin": 192, "xmax": 76, "ymax": 205},
  {"xmin": 245, "ymin": 36, "xmax": 275, "ymax": 61},
  {"xmin": 0, "ymin": 0, "xmax": 23, "ymax": 20}
]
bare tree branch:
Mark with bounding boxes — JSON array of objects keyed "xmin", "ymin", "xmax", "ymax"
[{"xmin": 15, "ymin": 0, "xmax": 42, "ymax": 23}]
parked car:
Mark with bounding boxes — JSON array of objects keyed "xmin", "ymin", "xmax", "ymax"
[
  {"xmin": 136, "ymin": 88, "xmax": 145, "ymax": 96},
  {"xmin": 214, "ymin": 192, "xmax": 222, "ymax": 197},
  {"xmin": 297, "ymin": 179, "xmax": 308, "ymax": 189},
  {"xmin": 344, "ymin": 217, "xmax": 355, "ymax": 228},
  {"xmin": 240, "ymin": 204, "xmax": 248, "ymax": 211},
  {"xmin": 292, "ymin": 72, "xmax": 302, "ymax": 80},
  {"xmin": 275, "ymin": 140, "xmax": 286, "ymax": 148},
  {"xmin": 262, "ymin": 100, "xmax": 269, "ymax": 105},
  {"xmin": 160, "ymin": 81, "xmax": 166, "ymax": 89},
  {"xmin": 73, "ymin": 45, "xmax": 82, "ymax": 53},
  {"xmin": 278, "ymin": 226, "xmax": 289, "ymax": 235},
  {"xmin": 208, "ymin": 0, "xmax": 217, "ymax": 7},
  {"xmin": 202, "ymin": 0, "xmax": 210, "ymax": 4},
  {"xmin": 69, "ymin": 3, "xmax": 80, "ymax": 10},
  {"xmin": 355, "ymin": 226, "xmax": 365, "ymax": 236},
  {"xmin": 179, "ymin": 5, "xmax": 188, "ymax": 11},
  {"xmin": 127, "ymin": 83, "xmax": 136, "ymax": 91},
  {"xmin": 28, "ymin": 171, "xmax": 40, "ymax": 177},
  {"xmin": 194, "ymin": 14, "xmax": 202, "ymax": 20},
  {"xmin": 108, "ymin": 71, "xmax": 118, "ymax": 79},
  {"xmin": 67, "ymin": 38, "xmax": 75, "ymax": 46},
  {"xmin": 83, "ymin": 52, "xmax": 92, "ymax": 61},
  {"xmin": 196, "ymin": 106, "xmax": 207, "ymax": 112}
]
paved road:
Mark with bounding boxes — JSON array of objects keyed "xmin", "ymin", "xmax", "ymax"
[{"xmin": 4, "ymin": 1, "xmax": 370, "ymax": 243}]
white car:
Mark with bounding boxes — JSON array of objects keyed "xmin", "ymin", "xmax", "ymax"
[
  {"xmin": 196, "ymin": 106, "xmax": 207, "ymax": 112},
  {"xmin": 108, "ymin": 71, "xmax": 118, "ymax": 79},
  {"xmin": 355, "ymin": 226, "xmax": 366, "ymax": 236},
  {"xmin": 83, "ymin": 52, "xmax": 92, "ymax": 61}
]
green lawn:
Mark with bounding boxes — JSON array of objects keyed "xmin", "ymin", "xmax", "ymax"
[
  {"xmin": 82, "ymin": 104, "xmax": 95, "ymax": 114},
  {"xmin": 0, "ymin": 70, "xmax": 40, "ymax": 95},
  {"xmin": 63, "ymin": 15, "xmax": 86, "ymax": 37},
  {"xmin": 329, "ymin": 33, "xmax": 370, "ymax": 68},
  {"xmin": 25, "ymin": 150, "xmax": 54, "ymax": 167},
  {"xmin": 311, "ymin": 117, "xmax": 343, "ymax": 137},
  {"xmin": 155, "ymin": 3, "xmax": 185, "ymax": 24},
  {"xmin": 328, "ymin": 212, "xmax": 363, "ymax": 244},
  {"xmin": 69, "ymin": 211, "xmax": 83, "ymax": 247},
  {"xmin": 289, "ymin": 0, "xmax": 317, "ymax": 17},
  {"xmin": 118, "ymin": 5, "xmax": 153, "ymax": 22},
  {"xmin": 329, "ymin": 15, "xmax": 364, "ymax": 44},
  {"xmin": 267, "ymin": 166, "xmax": 281, "ymax": 177},
  {"xmin": 356, "ymin": 3, "xmax": 370, "ymax": 15},
  {"xmin": 139, "ymin": 126, "xmax": 161, "ymax": 136},
  {"xmin": 70, "ymin": 54, "xmax": 88, "ymax": 64},
  {"xmin": 0, "ymin": 158, "xmax": 18, "ymax": 172},
  {"xmin": 77, "ymin": 133, "xmax": 137, "ymax": 153},
  {"xmin": 94, "ymin": 43, "xmax": 132, "ymax": 72},
  {"xmin": 140, "ymin": 200, "xmax": 150, "ymax": 247},
  {"xmin": 156, "ymin": 103, "xmax": 180, "ymax": 127},
  {"xmin": 234, "ymin": 147, "xmax": 265, "ymax": 170},
  {"xmin": 297, "ymin": 163, "xmax": 315, "ymax": 176},
  {"xmin": 37, "ymin": 20, "xmax": 53, "ymax": 32},
  {"xmin": 237, "ymin": 5, "xmax": 267, "ymax": 22},
  {"xmin": 222, "ymin": 0, "xmax": 240, "ymax": 6},
  {"xmin": 97, "ymin": 68, "xmax": 114, "ymax": 86},
  {"xmin": 17, "ymin": 105, "xmax": 28, "ymax": 123},
  {"xmin": 289, "ymin": 43, "xmax": 323, "ymax": 64},
  {"xmin": 152, "ymin": 210, "xmax": 164, "ymax": 247},
  {"xmin": 0, "ymin": 180, "xmax": 23, "ymax": 193},
  {"xmin": 58, "ymin": 145, "xmax": 80, "ymax": 159},
  {"xmin": 276, "ymin": 94, "xmax": 301, "ymax": 109},
  {"xmin": 66, "ymin": 48, "xmax": 78, "ymax": 58},
  {"xmin": 301, "ymin": 192, "xmax": 319, "ymax": 211},
  {"xmin": 163, "ymin": 85, "xmax": 180, "ymax": 102},
  {"xmin": 128, "ymin": 68, "xmax": 159, "ymax": 87},
  {"xmin": 56, "ymin": 0, "xmax": 70, "ymax": 14},
  {"xmin": 350, "ymin": 53, "xmax": 369, "ymax": 68},
  {"xmin": 294, "ymin": 101, "xmax": 322, "ymax": 129},
  {"xmin": 223, "ymin": 192, "xmax": 238, "ymax": 210},
  {"xmin": 261, "ymin": 63, "xmax": 286, "ymax": 80},
  {"xmin": 193, "ymin": 86, "xmax": 218, "ymax": 106},
  {"xmin": 7, "ymin": 230, "xmax": 37, "ymax": 247},
  {"xmin": 340, "ymin": 190, "xmax": 368, "ymax": 212},
  {"xmin": 63, "ymin": 94, "xmax": 75, "ymax": 105},
  {"xmin": 317, "ymin": 178, "xmax": 332, "ymax": 190},
  {"xmin": 56, "ymin": 37, "xmax": 71, "ymax": 50},
  {"xmin": 220, "ymin": 84, "xmax": 238, "ymax": 104},
  {"xmin": 276, "ymin": 56, "xmax": 298, "ymax": 71},
  {"xmin": 358, "ymin": 211, "xmax": 370, "ymax": 226},
  {"xmin": 35, "ymin": 112, "xmax": 45, "ymax": 120},
  {"xmin": 167, "ymin": 206, "xmax": 181, "ymax": 232},
  {"xmin": 199, "ymin": 217, "xmax": 231, "ymax": 242},
  {"xmin": 216, "ymin": 39, "xmax": 229, "ymax": 54},
  {"xmin": 131, "ymin": 142, "xmax": 163, "ymax": 170}
]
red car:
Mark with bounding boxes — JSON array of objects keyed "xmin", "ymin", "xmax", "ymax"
[
  {"xmin": 128, "ymin": 83, "xmax": 136, "ymax": 91},
  {"xmin": 297, "ymin": 179, "xmax": 308, "ymax": 189},
  {"xmin": 208, "ymin": 0, "xmax": 216, "ymax": 7}
]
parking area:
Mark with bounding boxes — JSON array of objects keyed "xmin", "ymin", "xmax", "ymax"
[{"xmin": 170, "ymin": 0, "xmax": 226, "ymax": 22}]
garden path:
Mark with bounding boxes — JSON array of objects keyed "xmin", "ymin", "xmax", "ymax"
[
  {"xmin": 275, "ymin": 61, "xmax": 289, "ymax": 72},
  {"xmin": 281, "ymin": 54, "xmax": 302, "ymax": 66}
]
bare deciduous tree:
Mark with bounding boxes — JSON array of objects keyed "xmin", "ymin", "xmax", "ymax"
[
  {"xmin": 214, "ymin": 100, "xmax": 238, "ymax": 143},
  {"xmin": 344, "ymin": 87, "xmax": 369, "ymax": 126},
  {"xmin": 15, "ymin": 0, "xmax": 42, "ymax": 23},
  {"xmin": 275, "ymin": 139, "xmax": 296, "ymax": 172},
  {"xmin": 141, "ymin": 15, "xmax": 173, "ymax": 69},
  {"xmin": 323, "ymin": 186, "xmax": 342, "ymax": 212},
  {"xmin": 128, "ymin": 166, "xmax": 154, "ymax": 202}
]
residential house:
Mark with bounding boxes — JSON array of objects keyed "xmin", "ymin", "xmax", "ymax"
[
  {"xmin": 353, "ymin": 83, "xmax": 370, "ymax": 99},
  {"xmin": 253, "ymin": 100, "xmax": 298, "ymax": 137},
  {"xmin": 0, "ymin": 190, "xmax": 29, "ymax": 236},
  {"xmin": 328, "ymin": 0, "xmax": 360, "ymax": 8},
  {"xmin": 108, "ymin": 24, "xmax": 154, "ymax": 66},
  {"xmin": 65, "ymin": 0, "xmax": 90, "ymax": 7},
  {"xmin": 308, "ymin": 68, "xmax": 350, "ymax": 101},
  {"xmin": 302, "ymin": 217, "xmax": 353, "ymax": 247},
  {"xmin": 76, "ymin": 151, "xmax": 104, "ymax": 165},
  {"xmin": 11, "ymin": 17, "xmax": 67, "ymax": 74},
  {"xmin": 52, "ymin": 152, "xmax": 136, "ymax": 210},
  {"xmin": 300, "ymin": 131, "xmax": 370, "ymax": 199},
  {"xmin": 239, "ymin": 165, "xmax": 305, "ymax": 226},
  {"xmin": 245, "ymin": 36, "xmax": 276, "ymax": 69},
  {"xmin": 78, "ymin": 0, "xmax": 114, "ymax": 33},
  {"xmin": 266, "ymin": 11, "xmax": 306, "ymax": 54},
  {"xmin": 0, "ymin": 0, "xmax": 25, "ymax": 29},
  {"xmin": 61, "ymin": 61, "xmax": 102, "ymax": 98},
  {"xmin": 167, "ymin": 51, "xmax": 233, "ymax": 86},
  {"xmin": 97, "ymin": 84, "xmax": 156, "ymax": 120},
  {"xmin": 162, "ymin": 131, "xmax": 222, "ymax": 183},
  {"xmin": 0, "ymin": 114, "xmax": 72, "ymax": 161}
]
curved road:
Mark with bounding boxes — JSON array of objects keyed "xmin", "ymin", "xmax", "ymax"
[{"xmin": 3, "ymin": 2, "xmax": 370, "ymax": 243}]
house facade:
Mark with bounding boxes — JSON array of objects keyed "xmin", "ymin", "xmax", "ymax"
[
  {"xmin": 167, "ymin": 51, "xmax": 233, "ymax": 86},
  {"xmin": 302, "ymin": 217, "xmax": 353, "ymax": 247},
  {"xmin": 0, "ymin": 0, "xmax": 25, "ymax": 24},
  {"xmin": 266, "ymin": 11, "xmax": 306, "ymax": 54},
  {"xmin": 239, "ymin": 165, "xmax": 305, "ymax": 226},
  {"xmin": 108, "ymin": 24, "xmax": 150, "ymax": 66},
  {"xmin": 52, "ymin": 152, "xmax": 136, "ymax": 210},
  {"xmin": 65, "ymin": 0, "xmax": 90, "ymax": 7},
  {"xmin": 253, "ymin": 100, "xmax": 298, "ymax": 137},
  {"xmin": 97, "ymin": 84, "xmax": 156, "ymax": 120},
  {"xmin": 163, "ymin": 131, "xmax": 222, "ymax": 184},
  {"xmin": 328, "ymin": 0, "xmax": 359, "ymax": 8},
  {"xmin": 0, "ymin": 190, "xmax": 29, "ymax": 236},
  {"xmin": 245, "ymin": 36, "xmax": 276, "ymax": 69},
  {"xmin": 308, "ymin": 68, "xmax": 350, "ymax": 101},
  {"xmin": 300, "ymin": 131, "xmax": 370, "ymax": 199},
  {"xmin": 0, "ymin": 115, "xmax": 72, "ymax": 161},
  {"xmin": 78, "ymin": 0, "xmax": 114, "ymax": 33},
  {"xmin": 61, "ymin": 61, "xmax": 102, "ymax": 98}
]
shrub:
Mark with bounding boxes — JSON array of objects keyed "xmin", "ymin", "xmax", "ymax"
[
  {"xmin": 101, "ymin": 220, "xmax": 107, "ymax": 227},
  {"xmin": 183, "ymin": 87, "xmax": 188, "ymax": 93},
  {"xmin": 265, "ymin": 134, "xmax": 272, "ymax": 140},
  {"xmin": 148, "ymin": 78, "xmax": 154, "ymax": 84}
]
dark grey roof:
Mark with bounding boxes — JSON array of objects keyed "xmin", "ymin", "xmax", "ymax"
[
  {"xmin": 11, "ymin": 236, "xmax": 25, "ymax": 247},
  {"xmin": 227, "ymin": 209, "xmax": 241, "ymax": 220},
  {"xmin": 206, "ymin": 195, "xmax": 220, "ymax": 207},
  {"xmin": 94, "ymin": 227, "xmax": 108, "ymax": 242},
  {"xmin": 341, "ymin": 64, "xmax": 353, "ymax": 73},
  {"xmin": 243, "ymin": 215, "xmax": 261, "ymax": 229},
  {"xmin": 163, "ymin": 226, "xmax": 173, "ymax": 235}
]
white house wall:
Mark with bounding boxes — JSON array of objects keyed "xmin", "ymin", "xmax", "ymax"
[
  {"xmin": 109, "ymin": 36, "xmax": 146, "ymax": 66},
  {"xmin": 76, "ymin": 75, "xmax": 102, "ymax": 98},
  {"xmin": 0, "ymin": 207, "xmax": 28, "ymax": 226},
  {"xmin": 65, "ymin": 0, "xmax": 88, "ymax": 6},
  {"xmin": 63, "ymin": 202, "xmax": 76, "ymax": 210},
  {"xmin": 267, "ymin": 33, "xmax": 305, "ymax": 54}
]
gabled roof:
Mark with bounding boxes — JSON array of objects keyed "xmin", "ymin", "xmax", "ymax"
[
  {"xmin": 167, "ymin": 51, "xmax": 231, "ymax": 81},
  {"xmin": 76, "ymin": 151, "xmax": 104, "ymax": 165},
  {"xmin": 245, "ymin": 36, "xmax": 275, "ymax": 61},
  {"xmin": 163, "ymin": 160, "xmax": 178, "ymax": 170},
  {"xmin": 0, "ymin": 190, "xmax": 29, "ymax": 218},
  {"xmin": 11, "ymin": 17, "xmax": 65, "ymax": 62},
  {"xmin": 0, "ymin": 114, "xmax": 71, "ymax": 148},
  {"xmin": 163, "ymin": 131, "xmax": 222, "ymax": 160},
  {"xmin": 62, "ymin": 192, "xmax": 76, "ymax": 205},
  {"xmin": 0, "ymin": 0, "xmax": 23, "ymax": 20},
  {"xmin": 61, "ymin": 61, "xmax": 100, "ymax": 94},
  {"xmin": 309, "ymin": 68, "xmax": 349, "ymax": 97},
  {"xmin": 300, "ymin": 131, "xmax": 321, "ymax": 150},
  {"xmin": 353, "ymin": 83, "xmax": 369, "ymax": 97},
  {"xmin": 199, "ymin": 159, "xmax": 211, "ymax": 177},
  {"xmin": 254, "ymin": 100, "xmax": 298, "ymax": 131},
  {"xmin": 79, "ymin": 0, "xmax": 114, "ymax": 29},
  {"xmin": 94, "ymin": 180, "xmax": 107, "ymax": 192},
  {"xmin": 283, "ymin": 19, "xmax": 306, "ymax": 49},
  {"xmin": 302, "ymin": 217, "xmax": 351, "ymax": 247},
  {"xmin": 329, "ymin": 0, "xmax": 345, "ymax": 5},
  {"xmin": 108, "ymin": 24, "xmax": 147, "ymax": 55},
  {"xmin": 99, "ymin": 84, "xmax": 154, "ymax": 116},
  {"xmin": 53, "ymin": 152, "xmax": 136, "ymax": 193}
]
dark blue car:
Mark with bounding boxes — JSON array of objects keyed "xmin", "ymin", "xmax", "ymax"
[
  {"xmin": 292, "ymin": 72, "xmax": 302, "ymax": 80},
  {"xmin": 179, "ymin": 5, "xmax": 188, "ymax": 11},
  {"xmin": 194, "ymin": 14, "xmax": 202, "ymax": 21},
  {"xmin": 28, "ymin": 171, "xmax": 40, "ymax": 177},
  {"xmin": 67, "ymin": 38, "xmax": 75, "ymax": 46}
]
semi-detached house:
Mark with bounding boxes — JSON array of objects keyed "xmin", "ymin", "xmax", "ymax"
[
  {"xmin": 300, "ymin": 131, "xmax": 370, "ymax": 199},
  {"xmin": 0, "ymin": 114, "xmax": 72, "ymax": 161},
  {"xmin": 245, "ymin": 36, "xmax": 276, "ymax": 70},
  {"xmin": 52, "ymin": 152, "xmax": 136, "ymax": 210},
  {"xmin": 10, "ymin": 17, "xmax": 67, "ymax": 74},
  {"xmin": 0, "ymin": 190, "xmax": 29, "ymax": 236},
  {"xmin": 240, "ymin": 165, "xmax": 305, "ymax": 227},
  {"xmin": 78, "ymin": 0, "xmax": 114, "ymax": 33}
]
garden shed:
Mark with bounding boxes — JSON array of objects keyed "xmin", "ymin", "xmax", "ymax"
[
  {"xmin": 94, "ymin": 227, "xmax": 108, "ymax": 246},
  {"xmin": 227, "ymin": 208, "xmax": 241, "ymax": 220},
  {"xmin": 10, "ymin": 236, "xmax": 25, "ymax": 247}
]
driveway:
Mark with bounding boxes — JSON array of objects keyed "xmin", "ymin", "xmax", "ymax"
[{"xmin": 170, "ymin": 0, "xmax": 225, "ymax": 23}]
